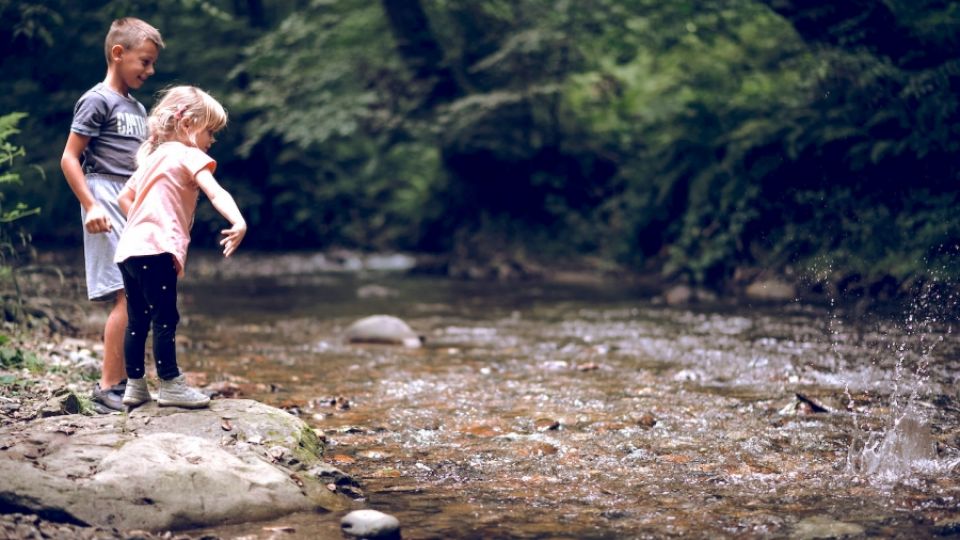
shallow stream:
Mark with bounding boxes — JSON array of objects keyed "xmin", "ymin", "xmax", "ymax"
[{"xmin": 177, "ymin": 255, "xmax": 960, "ymax": 539}]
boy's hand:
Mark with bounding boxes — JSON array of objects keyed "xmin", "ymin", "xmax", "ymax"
[
  {"xmin": 219, "ymin": 221, "xmax": 247, "ymax": 258},
  {"xmin": 84, "ymin": 204, "xmax": 112, "ymax": 234}
]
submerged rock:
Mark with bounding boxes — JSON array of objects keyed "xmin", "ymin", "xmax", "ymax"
[
  {"xmin": 344, "ymin": 315, "xmax": 422, "ymax": 348},
  {"xmin": 663, "ymin": 284, "xmax": 693, "ymax": 306},
  {"xmin": 341, "ymin": 509, "xmax": 401, "ymax": 539},
  {"xmin": 0, "ymin": 399, "xmax": 353, "ymax": 532},
  {"xmin": 791, "ymin": 515, "xmax": 864, "ymax": 539},
  {"xmin": 745, "ymin": 279, "xmax": 797, "ymax": 302}
]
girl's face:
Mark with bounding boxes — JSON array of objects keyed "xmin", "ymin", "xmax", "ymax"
[
  {"xmin": 193, "ymin": 127, "xmax": 216, "ymax": 152},
  {"xmin": 180, "ymin": 117, "xmax": 216, "ymax": 152}
]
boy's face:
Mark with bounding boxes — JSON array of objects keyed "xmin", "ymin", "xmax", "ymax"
[{"xmin": 114, "ymin": 40, "xmax": 160, "ymax": 91}]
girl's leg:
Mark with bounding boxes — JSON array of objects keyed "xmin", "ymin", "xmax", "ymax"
[
  {"xmin": 119, "ymin": 261, "xmax": 150, "ymax": 379},
  {"xmin": 135, "ymin": 254, "xmax": 181, "ymax": 380}
]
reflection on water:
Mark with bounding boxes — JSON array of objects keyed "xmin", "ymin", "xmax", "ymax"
[{"xmin": 180, "ymin": 265, "xmax": 960, "ymax": 539}]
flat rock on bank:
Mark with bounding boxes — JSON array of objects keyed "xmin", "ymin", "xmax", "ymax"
[{"xmin": 0, "ymin": 399, "xmax": 353, "ymax": 531}]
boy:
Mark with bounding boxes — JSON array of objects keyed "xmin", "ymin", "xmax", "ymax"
[{"xmin": 60, "ymin": 17, "xmax": 164, "ymax": 411}]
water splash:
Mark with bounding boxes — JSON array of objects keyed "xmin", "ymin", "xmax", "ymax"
[
  {"xmin": 842, "ymin": 268, "xmax": 960, "ymax": 485},
  {"xmin": 845, "ymin": 407, "xmax": 940, "ymax": 483}
]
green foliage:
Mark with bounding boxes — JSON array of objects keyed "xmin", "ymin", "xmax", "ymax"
[
  {"xmin": 226, "ymin": 0, "xmax": 443, "ymax": 248},
  {"xmin": 0, "ymin": 334, "xmax": 43, "ymax": 373},
  {"xmin": 0, "ymin": 112, "xmax": 39, "ymax": 281},
  {"xmin": 231, "ymin": 1, "xmax": 398, "ymax": 153},
  {"xmin": 557, "ymin": 0, "xmax": 960, "ymax": 285},
  {"xmin": 1, "ymin": 0, "xmax": 958, "ymax": 290},
  {"xmin": 0, "ymin": 112, "xmax": 40, "ymax": 224},
  {"xmin": 0, "ymin": 374, "xmax": 32, "ymax": 392}
]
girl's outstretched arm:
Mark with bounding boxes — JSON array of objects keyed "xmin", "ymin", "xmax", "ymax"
[{"xmin": 195, "ymin": 168, "xmax": 247, "ymax": 257}]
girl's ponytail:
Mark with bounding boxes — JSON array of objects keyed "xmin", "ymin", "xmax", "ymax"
[{"xmin": 135, "ymin": 130, "xmax": 160, "ymax": 165}]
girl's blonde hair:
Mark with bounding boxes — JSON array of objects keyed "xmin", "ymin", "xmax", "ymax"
[{"xmin": 137, "ymin": 85, "xmax": 228, "ymax": 164}]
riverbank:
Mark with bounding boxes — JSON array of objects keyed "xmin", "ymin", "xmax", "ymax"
[
  {"xmin": 0, "ymin": 255, "xmax": 357, "ymax": 539},
  {"xmin": 0, "ymin": 324, "xmax": 200, "ymax": 539}
]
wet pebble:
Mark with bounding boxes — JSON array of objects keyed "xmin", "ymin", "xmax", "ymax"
[
  {"xmin": 635, "ymin": 413, "xmax": 657, "ymax": 429},
  {"xmin": 534, "ymin": 418, "xmax": 560, "ymax": 431},
  {"xmin": 203, "ymin": 381, "xmax": 243, "ymax": 398},
  {"xmin": 518, "ymin": 442, "xmax": 559, "ymax": 457},
  {"xmin": 462, "ymin": 424, "xmax": 502, "ymax": 437},
  {"xmin": 341, "ymin": 509, "xmax": 401, "ymax": 539},
  {"xmin": 357, "ymin": 450, "xmax": 391, "ymax": 460}
]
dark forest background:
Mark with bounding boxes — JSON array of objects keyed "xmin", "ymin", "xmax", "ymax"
[{"xmin": 1, "ymin": 0, "xmax": 959, "ymax": 293}]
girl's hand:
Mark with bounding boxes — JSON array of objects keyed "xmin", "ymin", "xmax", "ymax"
[{"xmin": 219, "ymin": 221, "xmax": 247, "ymax": 258}]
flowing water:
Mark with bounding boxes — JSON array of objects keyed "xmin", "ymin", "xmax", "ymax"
[{"xmin": 177, "ymin": 254, "xmax": 960, "ymax": 539}]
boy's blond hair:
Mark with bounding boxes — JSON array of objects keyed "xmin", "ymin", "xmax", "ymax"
[
  {"xmin": 137, "ymin": 86, "xmax": 228, "ymax": 164},
  {"xmin": 104, "ymin": 17, "xmax": 164, "ymax": 64}
]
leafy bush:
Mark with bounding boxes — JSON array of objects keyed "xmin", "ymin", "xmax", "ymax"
[
  {"xmin": 0, "ymin": 112, "xmax": 39, "ymax": 279},
  {"xmin": 0, "ymin": 334, "xmax": 43, "ymax": 372}
]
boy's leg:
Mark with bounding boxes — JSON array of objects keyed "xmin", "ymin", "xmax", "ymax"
[
  {"xmin": 83, "ymin": 175, "xmax": 128, "ymax": 411},
  {"xmin": 101, "ymin": 291, "xmax": 127, "ymax": 389}
]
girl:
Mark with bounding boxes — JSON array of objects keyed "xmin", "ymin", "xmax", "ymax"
[{"xmin": 115, "ymin": 85, "xmax": 246, "ymax": 409}]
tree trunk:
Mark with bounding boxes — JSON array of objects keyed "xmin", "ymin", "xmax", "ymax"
[{"xmin": 380, "ymin": 0, "xmax": 461, "ymax": 103}]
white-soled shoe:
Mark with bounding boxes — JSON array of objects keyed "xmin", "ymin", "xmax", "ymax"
[
  {"xmin": 122, "ymin": 377, "xmax": 152, "ymax": 407},
  {"xmin": 158, "ymin": 374, "xmax": 210, "ymax": 408}
]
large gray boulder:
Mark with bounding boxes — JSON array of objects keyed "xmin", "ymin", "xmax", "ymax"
[
  {"xmin": 344, "ymin": 315, "xmax": 422, "ymax": 348},
  {"xmin": 0, "ymin": 399, "xmax": 354, "ymax": 531}
]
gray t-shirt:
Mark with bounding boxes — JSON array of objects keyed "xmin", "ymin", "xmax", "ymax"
[{"xmin": 70, "ymin": 83, "xmax": 148, "ymax": 178}]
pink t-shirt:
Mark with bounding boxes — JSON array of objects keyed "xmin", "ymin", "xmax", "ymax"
[{"xmin": 114, "ymin": 141, "xmax": 215, "ymax": 276}]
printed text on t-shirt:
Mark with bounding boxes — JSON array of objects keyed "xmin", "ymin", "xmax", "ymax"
[{"xmin": 117, "ymin": 112, "xmax": 146, "ymax": 138}]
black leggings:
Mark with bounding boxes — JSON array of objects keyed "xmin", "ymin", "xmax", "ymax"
[{"xmin": 118, "ymin": 253, "xmax": 181, "ymax": 380}]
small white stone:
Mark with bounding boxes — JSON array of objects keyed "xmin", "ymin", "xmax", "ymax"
[{"xmin": 341, "ymin": 509, "xmax": 400, "ymax": 538}]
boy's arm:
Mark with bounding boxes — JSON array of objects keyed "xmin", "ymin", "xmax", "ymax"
[
  {"xmin": 61, "ymin": 133, "xmax": 112, "ymax": 233},
  {"xmin": 195, "ymin": 168, "xmax": 247, "ymax": 258}
]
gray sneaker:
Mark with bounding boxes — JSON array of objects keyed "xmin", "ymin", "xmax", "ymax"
[
  {"xmin": 158, "ymin": 374, "xmax": 210, "ymax": 408},
  {"xmin": 122, "ymin": 377, "xmax": 152, "ymax": 407},
  {"xmin": 92, "ymin": 380, "xmax": 127, "ymax": 412}
]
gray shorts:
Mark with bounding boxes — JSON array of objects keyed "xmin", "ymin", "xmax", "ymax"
[{"xmin": 81, "ymin": 174, "xmax": 128, "ymax": 301}]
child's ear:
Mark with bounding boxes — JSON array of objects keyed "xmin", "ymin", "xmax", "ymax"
[{"xmin": 110, "ymin": 44, "xmax": 125, "ymax": 62}]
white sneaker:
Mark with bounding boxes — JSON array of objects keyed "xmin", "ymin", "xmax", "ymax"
[
  {"xmin": 122, "ymin": 378, "xmax": 152, "ymax": 407},
  {"xmin": 158, "ymin": 374, "xmax": 210, "ymax": 408}
]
